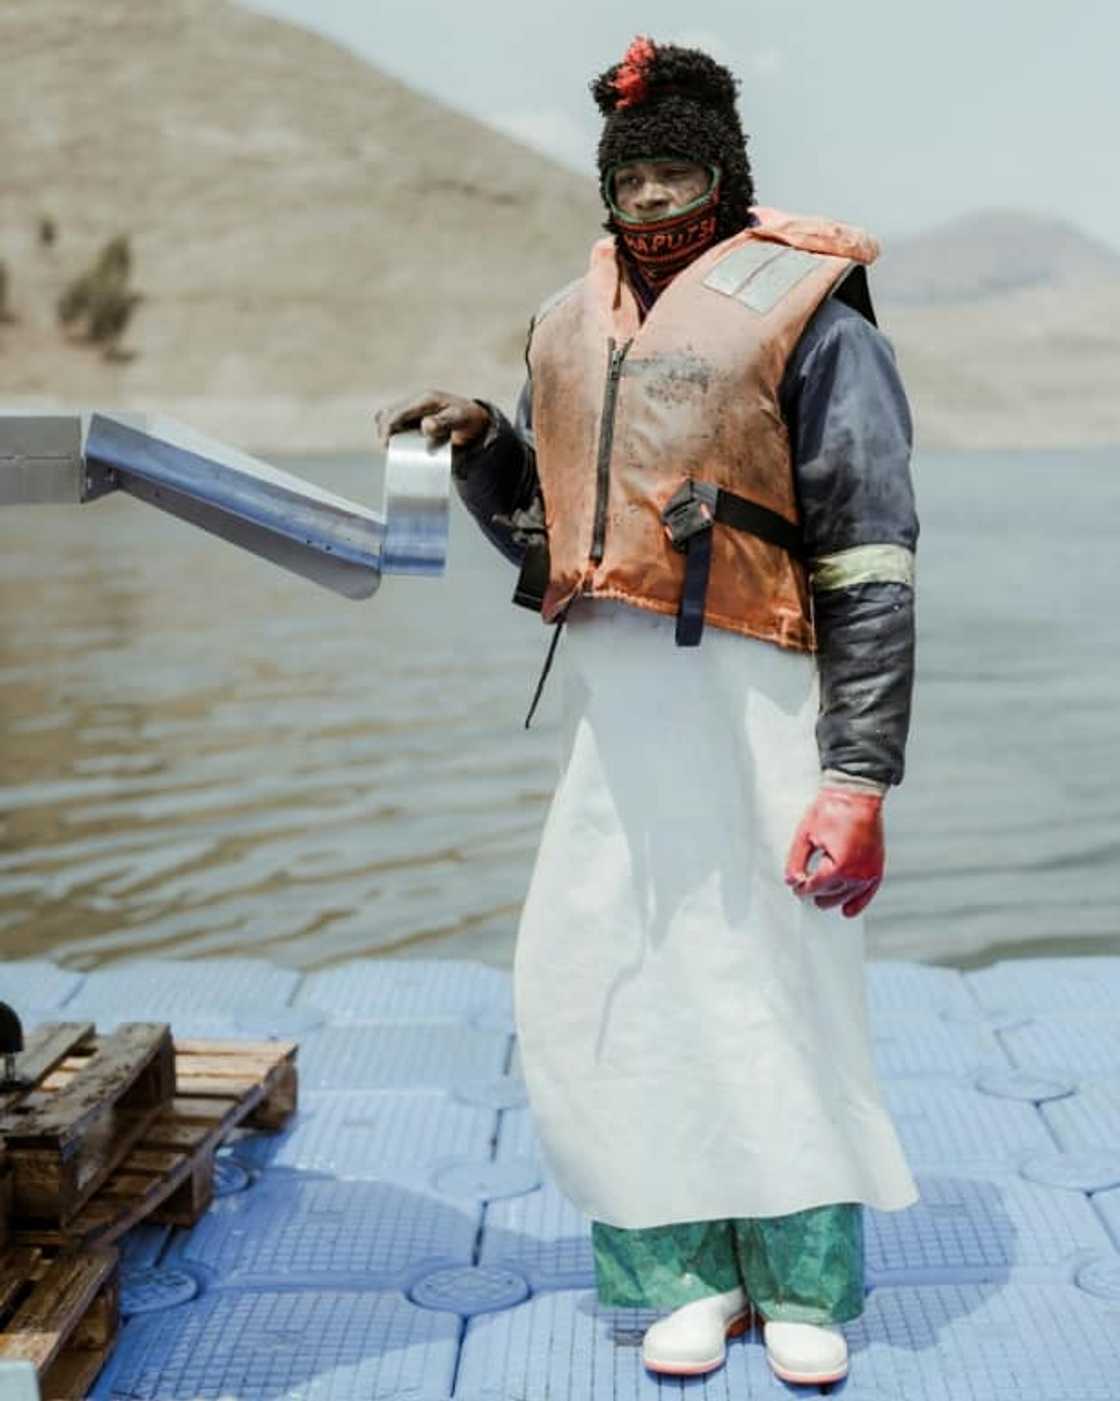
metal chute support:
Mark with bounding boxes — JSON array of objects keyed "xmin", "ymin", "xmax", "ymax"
[
  {"xmin": 0, "ymin": 414, "xmax": 450, "ymax": 599},
  {"xmin": 381, "ymin": 427, "xmax": 453, "ymax": 577}
]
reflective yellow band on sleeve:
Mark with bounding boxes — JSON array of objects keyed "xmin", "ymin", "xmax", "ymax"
[{"xmin": 810, "ymin": 543, "xmax": 915, "ymax": 592}]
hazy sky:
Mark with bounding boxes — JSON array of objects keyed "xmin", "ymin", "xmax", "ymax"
[{"xmin": 240, "ymin": 0, "xmax": 1117, "ymax": 248}]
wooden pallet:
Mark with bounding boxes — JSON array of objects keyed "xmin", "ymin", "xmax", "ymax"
[
  {"xmin": 0, "ymin": 1154, "xmax": 11, "ymax": 1253},
  {"xmin": 12, "ymin": 1038, "xmax": 298, "ymax": 1249},
  {"xmin": 0, "ymin": 1245, "xmax": 119, "ymax": 1400},
  {"xmin": 0, "ymin": 1024, "xmax": 174, "ymax": 1225}
]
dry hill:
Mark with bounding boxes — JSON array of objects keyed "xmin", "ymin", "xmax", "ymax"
[
  {"xmin": 1, "ymin": 0, "xmax": 1118, "ymax": 452},
  {"xmin": 0, "ymin": 0, "xmax": 602, "ymax": 449}
]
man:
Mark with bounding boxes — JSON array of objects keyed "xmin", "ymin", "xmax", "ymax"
[{"xmin": 378, "ymin": 36, "xmax": 919, "ymax": 1388}]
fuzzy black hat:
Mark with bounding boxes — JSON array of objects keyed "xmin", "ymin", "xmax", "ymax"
[{"xmin": 591, "ymin": 36, "xmax": 755, "ymax": 242}]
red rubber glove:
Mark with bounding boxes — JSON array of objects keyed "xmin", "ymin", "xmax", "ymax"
[{"xmin": 784, "ymin": 788, "xmax": 885, "ymax": 918}]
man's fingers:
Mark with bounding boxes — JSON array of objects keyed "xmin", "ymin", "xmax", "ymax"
[
  {"xmin": 841, "ymin": 881, "xmax": 880, "ymax": 919},
  {"xmin": 377, "ymin": 395, "xmax": 489, "ymax": 453},
  {"xmin": 785, "ymin": 789, "xmax": 887, "ymax": 913},
  {"xmin": 377, "ymin": 400, "xmax": 432, "ymax": 441},
  {"xmin": 784, "ymin": 828, "xmax": 817, "ymax": 887},
  {"xmin": 374, "ymin": 405, "xmax": 421, "ymax": 447},
  {"xmin": 374, "ymin": 392, "xmax": 451, "ymax": 447},
  {"xmin": 796, "ymin": 854, "xmax": 843, "ymax": 898},
  {"xmin": 418, "ymin": 411, "xmax": 449, "ymax": 445},
  {"xmin": 813, "ymin": 889, "xmax": 853, "ymax": 911},
  {"xmin": 419, "ymin": 405, "xmax": 466, "ymax": 446}
]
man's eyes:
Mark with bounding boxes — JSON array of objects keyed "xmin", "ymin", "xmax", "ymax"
[{"xmin": 617, "ymin": 167, "xmax": 696, "ymax": 188}]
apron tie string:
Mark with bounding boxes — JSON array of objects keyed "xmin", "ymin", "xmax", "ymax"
[{"xmin": 524, "ymin": 609, "xmax": 568, "ymax": 728}]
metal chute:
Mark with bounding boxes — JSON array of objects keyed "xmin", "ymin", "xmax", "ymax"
[{"xmin": 0, "ymin": 413, "xmax": 450, "ymax": 598}]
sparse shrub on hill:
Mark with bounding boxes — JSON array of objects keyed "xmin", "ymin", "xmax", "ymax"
[
  {"xmin": 57, "ymin": 234, "xmax": 143, "ymax": 361},
  {"xmin": 38, "ymin": 215, "xmax": 56, "ymax": 248}
]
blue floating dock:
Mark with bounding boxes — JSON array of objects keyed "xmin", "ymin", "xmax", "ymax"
[
  {"xmin": 165, "ymin": 1176, "xmax": 482, "ymax": 1291},
  {"xmin": 59, "ymin": 956, "xmax": 302, "ymax": 1021},
  {"xmin": 230, "ymin": 1088, "xmax": 498, "ymax": 1181},
  {"xmin": 1, "ymin": 954, "xmax": 1118, "ymax": 1399}
]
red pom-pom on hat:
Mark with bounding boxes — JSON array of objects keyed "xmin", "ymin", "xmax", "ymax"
[{"xmin": 613, "ymin": 35, "xmax": 656, "ymax": 109}]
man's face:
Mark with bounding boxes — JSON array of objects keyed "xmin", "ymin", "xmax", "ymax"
[{"xmin": 610, "ymin": 158, "xmax": 713, "ymax": 222}]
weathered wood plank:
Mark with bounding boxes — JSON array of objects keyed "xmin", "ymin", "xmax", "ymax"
[
  {"xmin": 174, "ymin": 1038, "xmax": 297, "ymax": 1059},
  {"xmin": 35, "ymin": 1143, "xmax": 211, "ymax": 1248},
  {"xmin": 16, "ymin": 1103, "xmax": 237, "ymax": 1247},
  {"xmin": 40, "ymin": 1338, "xmax": 115, "ymax": 1401},
  {"xmin": 1, "ymin": 1025, "xmax": 175, "ymax": 1222},
  {"xmin": 0, "ymin": 1027, "xmax": 94, "ymax": 1115},
  {"xmin": 12, "ymin": 1226, "xmax": 65, "ymax": 1248},
  {"xmin": 176, "ymin": 1045, "xmax": 288, "ymax": 1064},
  {"xmin": 97, "ymin": 1172, "xmax": 163, "ymax": 1201},
  {"xmin": 0, "ymin": 1248, "xmax": 116, "ymax": 1373},
  {"xmin": 174, "ymin": 1058, "xmax": 279, "ymax": 1080},
  {"xmin": 37, "ymin": 1056, "xmax": 91, "ymax": 1091},
  {"xmin": 37, "ymin": 1268, "xmax": 118, "ymax": 1399},
  {"xmin": 70, "ymin": 1269, "xmax": 118, "ymax": 1351},
  {"xmin": 153, "ymin": 1152, "xmax": 214, "ymax": 1227},
  {"xmin": 0, "ymin": 1247, "xmax": 41, "ymax": 1318},
  {"xmin": 248, "ymin": 1057, "xmax": 299, "ymax": 1130},
  {"xmin": 2, "ymin": 1025, "xmax": 173, "ymax": 1143},
  {"xmin": 176, "ymin": 1069, "xmax": 259, "ymax": 1091},
  {"xmin": 9, "ymin": 1037, "xmax": 296, "ymax": 1247},
  {"xmin": 165, "ymin": 1095, "xmax": 239, "ymax": 1121},
  {"xmin": 0, "ymin": 1162, "xmax": 10, "ymax": 1253},
  {"xmin": 8, "ymin": 1102, "xmax": 162, "ymax": 1220},
  {"xmin": 118, "ymin": 1148, "xmax": 187, "ymax": 1175},
  {"xmin": 140, "ymin": 1117, "xmax": 228, "ymax": 1151}
]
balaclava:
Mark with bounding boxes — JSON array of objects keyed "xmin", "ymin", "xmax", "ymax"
[{"xmin": 591, "ymin": 36, "xmax": 756, "ymax": 297}]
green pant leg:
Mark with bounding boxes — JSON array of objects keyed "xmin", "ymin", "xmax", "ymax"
[
  {"xmin": 592, "ymin": 1218, "xmax": 743, "ymax": 1310},
  {"xmin": 735, "ymin": 1202, "xmax": 865, "ymax": 1325}
]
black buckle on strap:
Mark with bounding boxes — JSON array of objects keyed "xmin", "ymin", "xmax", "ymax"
[
  {"xmin": 661, "ymin": 480, "xmax": 718, "ymax": 647},
  {"xmin": 661, "ymin": 479, "xmax": 718, "ymax": 552},
  {"xmin": 661, "ymin": 478, "xmax": 803, "ymax": 648}
]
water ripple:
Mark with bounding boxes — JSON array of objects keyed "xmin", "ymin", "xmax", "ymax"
[{"xmin": 2, "ymin": 451, "xmax": 1118, "ymax": 970}]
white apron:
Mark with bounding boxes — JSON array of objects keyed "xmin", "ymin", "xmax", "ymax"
[{"xmin": 513, "ymin": 598, "xmax": 920, "ymax": 1229}]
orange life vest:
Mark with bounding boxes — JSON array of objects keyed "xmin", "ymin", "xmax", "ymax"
[{"xmin": 527, "ymin": 208, "xmax": 880, "ymax": 652}]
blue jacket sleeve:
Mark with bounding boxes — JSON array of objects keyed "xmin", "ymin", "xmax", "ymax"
[
  {"xmin": 451, "ymin": 380, "xmax": 543, "ymax": 567},
  {"xmin": 781, "ymin": 295, "xmax": 919, "ymax": 787}
]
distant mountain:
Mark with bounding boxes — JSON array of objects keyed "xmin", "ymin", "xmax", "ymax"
[
  {"xmin": 875, "ymin": 210, "xmax": 1120, "ymax": 305},
  {"xmin": 0, "ymin": 2, "xmax": 1117, "ymax": 451}
]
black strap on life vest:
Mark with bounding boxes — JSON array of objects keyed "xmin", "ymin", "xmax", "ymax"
[
  {"xmin": 513, "ymin": 539, "xmax": 550, "ymax": 612},
  {"xmin": 661, "ymin": 479, "xmax": 804, "ymax": 647}
]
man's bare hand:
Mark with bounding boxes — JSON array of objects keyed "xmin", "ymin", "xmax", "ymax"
[
  {"xmin": 374, "ymin": 391, "xmax": 491, "ymax": 450},
  {"xmin": 784, "ymin": 788, "xmax": 885, "ymax": 919}
]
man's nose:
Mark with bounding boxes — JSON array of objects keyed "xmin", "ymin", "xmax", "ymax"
[{"xmin": 635, "ymin": 178, "xmax": 672, "ymax": 210}]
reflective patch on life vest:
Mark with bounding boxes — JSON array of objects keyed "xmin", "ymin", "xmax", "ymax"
[
  {"xmin": 704, "ymin": 243, "xmax": 831, "ymax": 315},
  {"xmin": 702, "ymin": 241, "xmax": 786, "ymax": 295},
  {"xmin": 738, "ymin": 247, "xmax": 821, "ymax": 313},
  {"xmin": 811, "ymin": 543, "xmax": 915, "ymax": 592}
]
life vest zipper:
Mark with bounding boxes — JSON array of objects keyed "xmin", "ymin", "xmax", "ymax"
[{"xmin": 589, "ymin": 337, "xmax": 632, "ymax": 565}]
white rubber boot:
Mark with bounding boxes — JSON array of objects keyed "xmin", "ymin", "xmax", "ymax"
[
  {"xmin": 762, "ymin": 1318, "xmax": 849, "ymax": 1384},
  {"xmin": 641, "ymin": 1286, "xmax": 752, "ymax": 1376}
]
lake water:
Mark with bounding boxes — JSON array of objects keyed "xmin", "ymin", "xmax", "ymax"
[{"xmin": 1, "ymin": 448, "xmax": 1118, "ymax": 972}]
